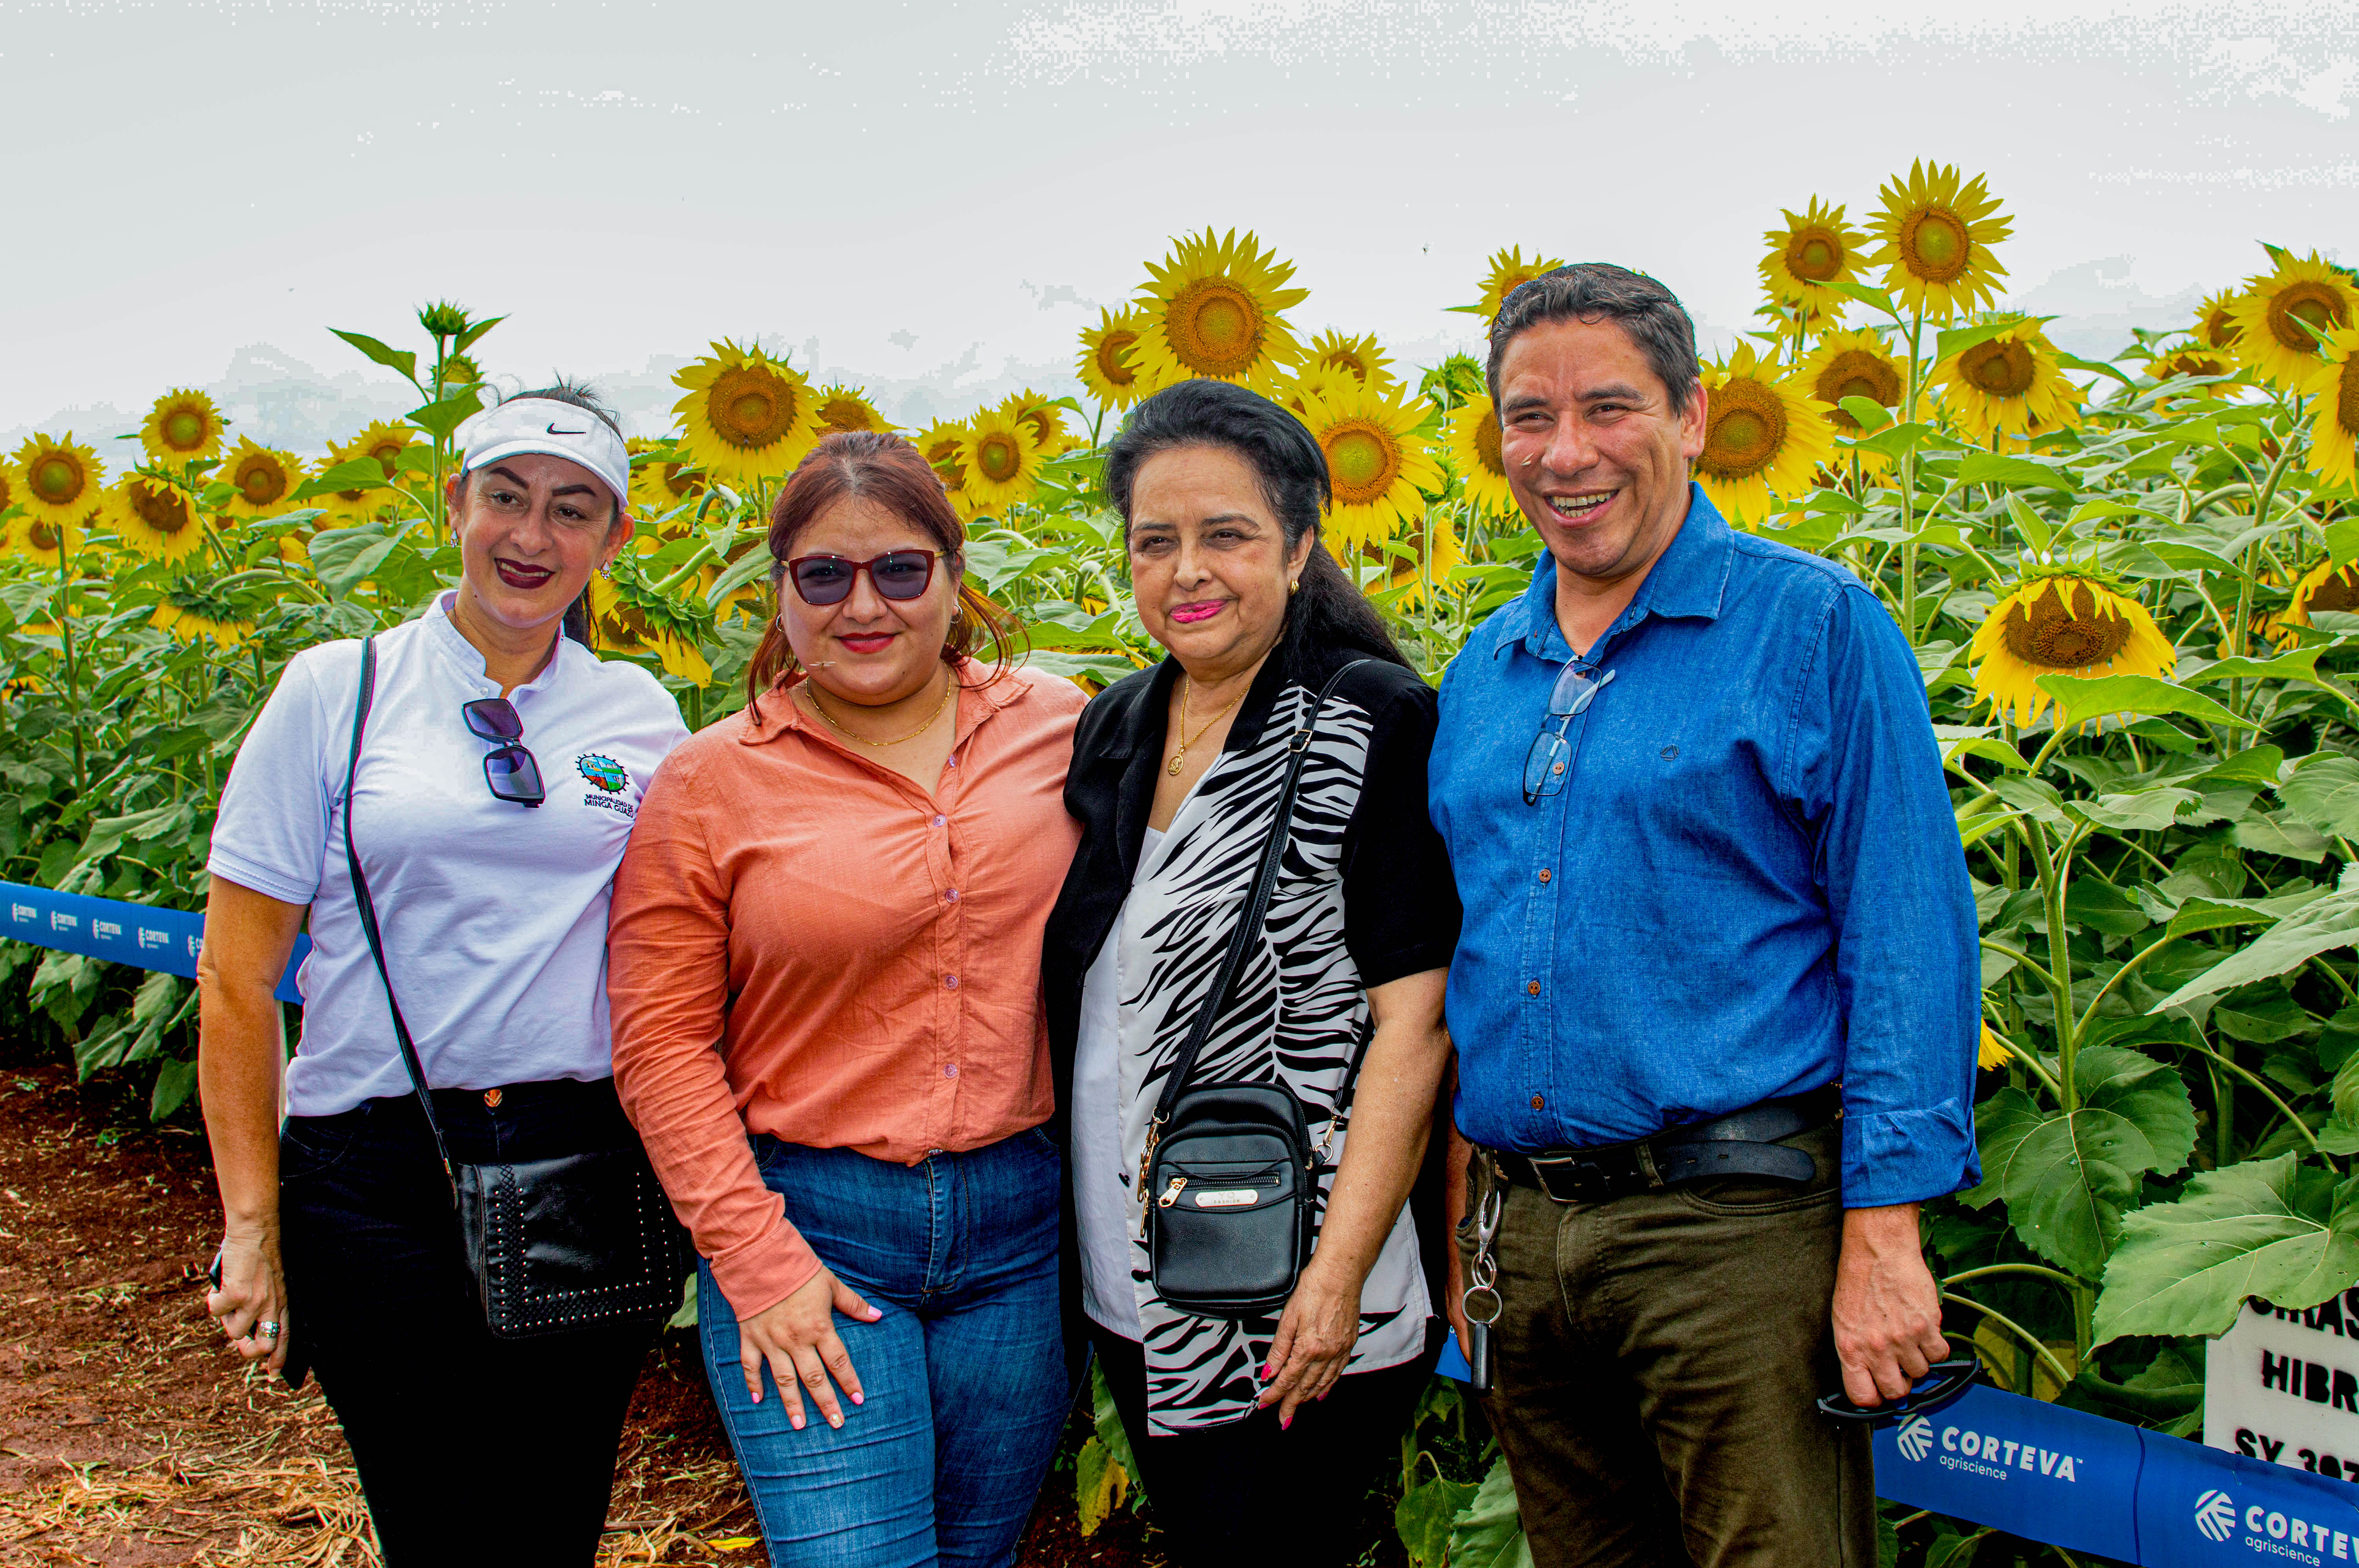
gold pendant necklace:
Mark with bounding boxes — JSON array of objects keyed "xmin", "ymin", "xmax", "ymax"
[
  {"xmin": 807, "ymin": 672, "xmax": 956, "ymax": 749},
  {"xmin": 1167, "ymin": 673, "xmax": 1246, "ymax": 777}
]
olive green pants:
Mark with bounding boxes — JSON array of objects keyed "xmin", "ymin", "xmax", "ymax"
[{"xmin": 1466, "ymin": 1123, "xmax": 1875, "ymax": 1567}]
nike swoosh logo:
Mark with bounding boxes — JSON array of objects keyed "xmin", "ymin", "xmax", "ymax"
[{"xmin": 545, "ymin": 424, "xmax": 587, "ymax": 435}]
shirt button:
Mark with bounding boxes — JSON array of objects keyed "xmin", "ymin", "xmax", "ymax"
[
  {"xmin": 1552, "ymin": 761, "xmax": 1565, "ymax": 776},
  {"xmin": 945, "ymin": 888, "xmax": 960, "ymax": 903},
  {"xmin": 944, "ymin": 1063, "xmax": 960, "ymax": 1079},
  {"xmin": 1531, "ymin": 1094, "xmax": 1545, "ymax": 1111},
  {"xmin": 933, "ymin": 815, "xmax": 948, "ymax": 828},
  {"xmin": 944, "ymin": 975, "xmax": 960, "ymax": 991},
  {"xmin": 1525, "ymin": 980, "xmax": 1541, "ymax": 996},
  {"xmin": 1537, "ymin": 869, "xmax": 1552, "ymax": 884}
]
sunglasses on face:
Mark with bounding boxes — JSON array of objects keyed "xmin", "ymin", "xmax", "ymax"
[
  {"xmin": 785, "ymin": 551, "xmax": 939, "ymax": 607},
  {"xmin": 462, "ymin": 699, "xmax": 545, "ymax": 807},
  {"xmin": 1522, "ymin": 657, "xmax": 1617, "ymax": 806}
]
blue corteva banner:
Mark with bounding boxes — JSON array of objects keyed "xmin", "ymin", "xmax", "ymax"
[
  {"xmin": 0, "ymin": 880, "xmax": 308, "ymax": 1005},
  {"xmin": 1875, "ymin": 1383, "xmax": 2148, "ymax": 1560},
  {"xmin": 2138, "ymin": 1426, "xmax": 2359, "ymax": 1567}
]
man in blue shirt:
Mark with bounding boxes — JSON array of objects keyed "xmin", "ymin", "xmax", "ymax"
[{"xmin": 1430, "ymin": 263, "xmax": 1979, "ymax": 1564}]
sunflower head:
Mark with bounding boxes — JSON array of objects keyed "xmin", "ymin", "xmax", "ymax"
[
  {"xmin": 1003, "ymin": 390, "xmax": 1082, "ymax": 456},
  {"xmin": 1444, "ymin": 394, "xmax": 1514, "ymax": 520},
  {"xmin": 671, "ymin": 339, "xmax": 821, "ymax": 486},
  {"xmin": 11, "ymin": 434, "xmax": 103, "ymax": 525},
  {"xmin": 815, "ymin": 384, "xmax": 893, "ymax": 438},
  {"xmin": 1932, "ymin": 317, "xmax": 2085, "ymax": 445},
  {"xmin": 437, "ymin": 352, "xmax": 483, "ymax": 392},
  {"xmin": 6, "ymin": 511, "xmax": 80, "ymax": 567},
  {"xmin": 589, "ymin": 571, "xmax": 716, "ymax": 684},
  {"xmin": 2301, "ymin": 327, "xmax": 2359, "ymax": 492},
  {"xmin": 1796, "ymin": 330, "xmax": 1907, "ymax": 437},
  {"xmin": 1136, "ymin": 228, "xmax": 1309, "ymax": 388},
  {"xmin": 1693, "ymin": 343, "xmax": 1835, "ymax": 526},
  {"xmin": 1978, "ymin": 1025, "xmax": 2012, "ymax": 1071},
  {"xmin": 1306, "ymin": 330, "xmax": 1400, "ymax": 394},
  {"xmin": 1462, "ymin": 245, "xmax": 1568, "ymax": 325},
  {"xmin": 221, "ymin": 437, "xmax": 307, "ymax": 519},
  {"xmin": 2226, "ymin": 250, "xmax": 2359, "ymax": 391},
  {"xmin": 1292, "ymin": 379, "xmax": 1445, "ymax": 554},
  {"xmin": 140, "ymin": 389, "xmax": 228, "ymax": 465},
  {"xmin": 1969, "ymin": 571, "xmax": 2176, "ymax": 726},
  {"xmin": 111, "ymin": 477, "xmax": 208, "ymax": 563},
  {"xmin": 1868, "ymin": 161, "xmax": 2012, "ymax": 321},
  {"xmin": 626, "ymin": 438, "xmax": 705, "ymax": 528},
  {"xmin": 417, "ymin": 300, "xmax": 473, "ymax": 339},
  {"xmin": 151, "ymin": 584, "xmax": 254, "ymax": 650},
  {"xmin": 2196, "ymin": 290, "xmax": 2245, "ymax": 352},
  {"xmin": 2145, "ymin": 346, "xmax": 2232, "ymax": 383},
  {"xmin": 1078, "ymin": 306, "xmax": 1155, "ymax": 409},
  {"xmin": 958, "ymin": 407, "xmax": 1044, "ymax": 518},
  {"xmin": 1760, "ymin": 198, "xmax": 1868, "ymax": 319}
]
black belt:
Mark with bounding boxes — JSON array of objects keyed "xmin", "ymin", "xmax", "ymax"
[{"xmin": 1486, "ymin": 1086, "xmax": 1838, "ymax": 1205}]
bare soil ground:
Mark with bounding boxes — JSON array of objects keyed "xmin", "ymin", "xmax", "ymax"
[{"xmin": 0, "ymin": 1042, "xmax": 1166, "ymax": 1567}]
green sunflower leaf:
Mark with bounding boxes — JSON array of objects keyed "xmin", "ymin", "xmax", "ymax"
[
  {"xmin": 1978, "ymin": 1047, "xmax": 2195, "ymax": 1277},
  {"xmin": 1444, "ymin": 1455, "xmax": 1533, "ymax": 1568},
  {"xmin": 2152, "ymin": 889, "xmax": 2359, "ymax": 1007},
  {"xmin": 2279, "ymin": 754, "xmax": 2359, "ymax": 839},
  {"xmin": 2035, "ymin": 672, "xmax": 2241, "ymax": 729},
  {"xmin": 2094, "ymin": 1155, "xmax": 2359, "ymax": 1345}
]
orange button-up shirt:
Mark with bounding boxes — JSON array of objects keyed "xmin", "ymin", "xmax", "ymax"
[{"xmin": 607, "ymin": 664, "xmax": 1085, "ymax": 1319}]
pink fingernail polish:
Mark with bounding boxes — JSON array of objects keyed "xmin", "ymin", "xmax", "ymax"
[
  {"xmin": 1280, "ymin": 1414, "xmax": 1293, "ymax": 1431},
  {"xmin": 852, "ymin": 1392, "xmax": 864, "ymax": 1406},
  {"xmin": 1260, "ymin": 1363, "xmax": 1273, "ymax": 1379}
]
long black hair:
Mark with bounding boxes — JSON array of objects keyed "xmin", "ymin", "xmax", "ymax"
[
  {"xmin": 1103, "ymin": 378, "xmax": 1408, "ymax": 682},
  {"xmin": 496, "ymin": 379, "xmax": 623, "ymax": 646}
]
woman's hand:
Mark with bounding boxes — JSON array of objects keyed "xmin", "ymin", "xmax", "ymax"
[
  {"xmin": 206, "ymin": 1225, "xmax": 290, "ymax": 1373},
  {"xmin": 737, "ymin": 1265, "xmax": 883, "ymax": 1431},
  {"xmin": 1258, "ymin": 1255, "xmax": 1364, "ymax": 1426}
]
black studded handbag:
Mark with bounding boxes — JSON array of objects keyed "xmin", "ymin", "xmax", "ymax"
[
  {"xmin": 1143, "ymin": 661, "xmax": 1375, "ymax": 1320},
  {"xmin": 341, "ymin": 637, "xmax": 692, "ymax": 1338}
]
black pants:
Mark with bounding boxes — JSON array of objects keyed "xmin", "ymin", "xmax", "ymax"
[
  {"xmin": 1091, "ymin": 1320, "xmax": 1440, "ymax": 1567},
  {"xmin": 278, "ymin": 1079, "xmax": 658, "ymax": 1568}
]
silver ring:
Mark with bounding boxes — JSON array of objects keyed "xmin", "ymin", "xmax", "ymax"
[{"xmin": 256, "ymin": 1321, "xmax": 280, "ymax": 1339}]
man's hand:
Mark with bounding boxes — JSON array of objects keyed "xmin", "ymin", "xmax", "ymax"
[{"xmin": 1831, "ymin": 1202, "xmax": 1947, "ymax": 1407}]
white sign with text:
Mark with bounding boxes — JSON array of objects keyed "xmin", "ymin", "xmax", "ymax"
[{"xmin": 2208, "ymin": 1294, "xmax": 2359, "ymax": 1485}]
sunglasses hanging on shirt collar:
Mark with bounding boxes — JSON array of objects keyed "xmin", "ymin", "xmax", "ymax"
[{"xmin": 462, "ymin": 699, "xmax": 545, "ymax": 807}]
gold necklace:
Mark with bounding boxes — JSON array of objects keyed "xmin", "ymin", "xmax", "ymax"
[
  {"xmin": 805, "ymin": 672, "xmax": 955, "ymax": 749},
  {"xmin": 1167, "ymin": 673, "xmax": 1247, "ymax": 777}
]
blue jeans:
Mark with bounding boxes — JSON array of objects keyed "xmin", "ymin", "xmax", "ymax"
[{"xmin": 697, "ymin": 1129, "xmax": 1068, "ymax": 1568}]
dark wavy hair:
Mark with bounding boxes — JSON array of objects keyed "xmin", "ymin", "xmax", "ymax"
[
  {"xmin": 744, "ymin": 430, "xmax": 1022, "ymax": 720},
  {"xmin": 1104, "ymin": 379, "xmax": 1408, "ymax": 683}
]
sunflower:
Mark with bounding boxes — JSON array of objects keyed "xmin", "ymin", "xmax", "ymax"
[
  {"xmin": 1444, "ymin": 394, "xmax": 1515, "ymax": 519},
  {"xmin": 1932, "ymin": 317, "xmax": 2084, "ymax": 444},
  {"xmin": 1970, "ymin": 573, "xmax": 2175, "ymax": 726},
  {"xmin": 110, "ymin": 476, "xmax": 208, "ymax": 564},
  {"xmin": 315, "ymin": 431, "xmax": 392, "ymax": 525},
  {"xmin": 139, "ymin": 388, "xmax": 228, "ymax": 465},
  {"xmin": 1693, "ymin": 343, "xmax": 1835, "ymax": 527},
  {"xmin": 220, "ymin": 437, "xmax": 306, "ymax": 519},
  {"xmin": 2303, "ymin": 325, "xmax": 2359, "ymax": 491},
  {"xmin": 6, "ymin": 511, "xmax": 80, "ymax": 567},
  {"xmin": 11, "ymin": 434, "xmax": 103, "ymax": 526},
  {"xmin": 2275, "ymin": 555, "xmax": 2359, "ymax": 644},
  {"xmin": 912, "ymin": 419, "xmax": 975, "ymax": 518},
  {"xmin": 151, "ymin": 585, "xmax": 253, "ymax": 649},
  {"xmin": 437, "ymin": 352, "xmax": 483, "ymax": 393},
  {"xmin": 625, "ymin": 438, "xmax": 704, "ymax": 531},
  {"xmin": 997, "ymin": 390, "xmax": 1080, "ymax": 457},
  {"xmin": 2226, "ymin": 251, "xmax": 2359, "ymax": 391},
  {"xmin": 814, "ymin": 384, "xmax": 894, "ymax": 438},
  {"xmin": 2145, "ymin": 346, "xmax": 2234, "ymax": 384},
  {"xmin": 1760, "ymin": 198, "xmax": 1868, "ymax": 319},
  {"xmin": 1796, "ymin": 330, "xmax": 1909, "ymax": 442},
  {"xmin": 1292, "ymin": 379, "xmax": 1444, "ymax": 553},
  {"xmin": 1868, "ymin": 161, "xmax": 2012, "ymax": 321},
  {"xmin": 1978, "ymin": 1025, "xmax": 2012, "ymax": 1071},
  {"xmin": 1134, "ymin": 228, "xmax": 1308, "ymax": 388},
  {"xmin": 959, "ymin": 406, "xmax": 1045, "ymax": 517},
  {"xmin": 1078, "ymin": 306, "xmax": 1155, "ymax": 408},
  {"xmin": 1305, "ymin": 330, "xmax": 1401, "ymax": 394},
  {"xmin": 1461, "ymin": 245, "xmax": 1567, "ymax": 325},
  {"xmin": 671, "ymin": 339, "xmax": 821, "ymax": 486},
  {"xmin": 589, "ymin": 572, "xmax": 713, "ymax": 683},
  {"xmin": 2196, "ymin": 290, "xmax": 2245, "ymax": 354},
  {"xmin": 1379, "ymin": 505, "xmax": 1466, "ymax": 607}
]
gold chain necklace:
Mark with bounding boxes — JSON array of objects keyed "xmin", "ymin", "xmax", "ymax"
[
  {"xmin": 806, "ymin": 672, "xmax": 955, "ymax": 749},
  {"xmin": 1167, "ymin": 673, "xmax": 1247, "ymax": 777}
]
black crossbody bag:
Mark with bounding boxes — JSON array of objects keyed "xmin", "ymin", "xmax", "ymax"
[
  {"xmin": 1144, "ymin": 661, "xmax": 1374, "ymax": 1320},
  {"xmin": 342, "ymin": 637, "xmax": 691, "ymax": 1338}
]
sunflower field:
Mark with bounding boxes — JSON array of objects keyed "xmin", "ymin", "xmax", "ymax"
[{"xmin": 6, "ymin": 165, "xmax": 2359, "ymax": 1564}]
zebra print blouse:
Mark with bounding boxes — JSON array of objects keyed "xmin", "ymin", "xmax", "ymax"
[{"xmin": 1043, "ymin": 639, "xmax": 1461, "ymax": 1432}]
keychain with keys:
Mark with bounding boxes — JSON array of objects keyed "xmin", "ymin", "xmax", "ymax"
[{"xmin": 1459, "ymin": 1178, "xmax": 1505, "ymax": 1394}]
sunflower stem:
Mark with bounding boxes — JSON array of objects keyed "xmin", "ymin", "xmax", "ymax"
[
  {"xmin": 1899, "ymin": 302, "xmax": 1925, "ymax": 648},
  {"xmin": 2024, "ymin": 822, "xmax": 2079, "ymax": 1109}
]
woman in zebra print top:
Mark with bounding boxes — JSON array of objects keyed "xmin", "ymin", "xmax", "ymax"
[{"xmin": 1041, "ymin": 381, "xmax": 1461, "ymax": 1564}]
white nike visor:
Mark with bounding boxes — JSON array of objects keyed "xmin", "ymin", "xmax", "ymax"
[{"xmin": 454, "ymin": 397, "xmax": 632, "ymax": 516}]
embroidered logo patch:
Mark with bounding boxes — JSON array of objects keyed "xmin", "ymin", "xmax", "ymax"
[{"xmin": 575, "ymin": 754, "xmax": 628, "ymax": 793}]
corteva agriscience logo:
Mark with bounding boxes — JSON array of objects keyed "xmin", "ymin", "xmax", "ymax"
[
  {"xmin": 2192, "ymin": 1485, "xmax": 2359, "ymax": 1562},
  {"xmin": 2198, "ymin": 1488, "xmax": 2240, "ymax": 1542},
  {"xmin": 1891, "ymin": 1414, "xmax": 2082, "ymax": 1481}
]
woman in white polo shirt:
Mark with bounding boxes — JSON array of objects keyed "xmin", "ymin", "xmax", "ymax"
[{"xmin": 196, "ymin": 386, "xmax": 689, "ymax": 1566}]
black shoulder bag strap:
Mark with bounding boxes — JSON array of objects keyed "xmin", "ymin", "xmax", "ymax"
[
  {"xmin": 1143, "ymin": 658, "xmax": 1374, "ymax": 1161},
  {"xmin": 342, "ymin": 637, "xmax": 457, "ymax": 1198}
]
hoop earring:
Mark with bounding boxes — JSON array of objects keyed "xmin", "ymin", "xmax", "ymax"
[{"xmin": 1289, "ymin": 580, "xmax": 1300, "ymax": 595}]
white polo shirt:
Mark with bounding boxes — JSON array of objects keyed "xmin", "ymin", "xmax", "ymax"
[{"xmin": 207, "ymin": 593, "xmax": 689, "ymax": 1116}]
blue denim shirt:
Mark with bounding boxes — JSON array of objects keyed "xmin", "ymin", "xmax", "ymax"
[{"xmin": 1429, "ymin": 486, "xmax": 1980, "ymax": 1209}]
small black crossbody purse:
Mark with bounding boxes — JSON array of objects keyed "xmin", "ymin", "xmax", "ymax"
[
  {"xmin": 1143, "ymin": 661, "xmax": 1374, "ymax": 1321},
  {"xmin": 342, "ymin": 637, "xmax": 692, "ymax": 1339}
]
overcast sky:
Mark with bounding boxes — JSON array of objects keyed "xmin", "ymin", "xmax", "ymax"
[{"xmin": 5, "ymin": 0, "xmax": 2354, "ymax": 448}]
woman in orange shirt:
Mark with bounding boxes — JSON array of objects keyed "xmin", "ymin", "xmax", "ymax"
[{"xmin": 607, "ymin": 431, "xmax": 1084, "ymax": 1568}]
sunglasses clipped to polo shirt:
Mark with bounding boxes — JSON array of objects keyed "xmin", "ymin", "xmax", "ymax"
[{"xmin": 462, "ymin": 698, "xmax": 545, "ymax": 807}]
